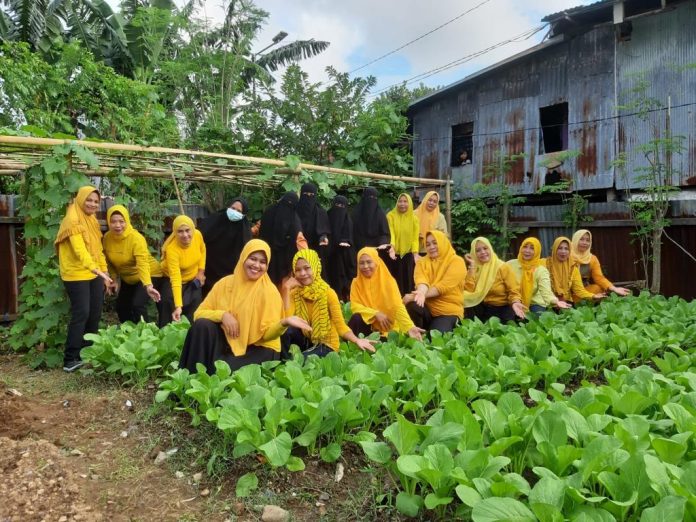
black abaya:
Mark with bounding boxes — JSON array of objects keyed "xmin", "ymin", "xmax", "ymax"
[
  {"xmin": 352, "ymin": 187, "xmax": 390, "ymax": 251},
  {"xmin": 326, "ymin": 195, "xmax": 355, "ymax": 301},
  {"xmin": 258, "ymin": 192, "xmax": 303, "ymax": 285}
]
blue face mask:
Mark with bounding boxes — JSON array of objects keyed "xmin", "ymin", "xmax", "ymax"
[{"xmin": 226, "ymin": 208, "xmax": 244, "ymax": 222}]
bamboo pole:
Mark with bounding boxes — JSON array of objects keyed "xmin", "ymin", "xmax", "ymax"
[{"xmin": 445, "ymin": 170, "xmax": 452, "ymax": 238}]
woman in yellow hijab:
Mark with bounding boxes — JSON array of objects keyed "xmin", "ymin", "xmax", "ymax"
[
  {"xmin": 55, "ymin": 186, "xmax": 112, "ymax": 372},
  {"xmin": 464, "ymin": 237, "xmax": 526, "ymax": 322},
  {"xmin": 506, "ymin": 237, "xmax": 572, "ymax": 314},
  {"xmin": 571, "ymin": 229, "xmax": 630, "ymax": 299},
  {"xmin": 402, "ymin": 230, "xmax": 466, "ymax": 333},
  {"xmin": 179, "ymin": 240, "xmax": 311, "ymax": 374},
  {"xmin": 414, "ymin": 191, "xmax": 448, "ymax": 254},
  {"xmin": 386, "ymin": 193, "xmax": 420, "ymax": 295},
  {"xmin": 281, "ymin": 249, "xmax": 377, "ymax": 358},
  {"xmin": 545, "ymin": 236, "xmax": 605, "ymax": 303},
  {"xmin": 103, "ymin": 204, "xmax": 162, "ymax": 323},
  {"xmin": 349, "ymin": 247, "xmax": 424, "ymax": 340},
  {"xmin": 159, "ymin": 215, "xmax": 206, "ymax": 326}
]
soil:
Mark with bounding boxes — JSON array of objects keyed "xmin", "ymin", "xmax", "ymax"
[{"xmin": 0, "ymin": 353, "xmax": 392, "ymax": 522}]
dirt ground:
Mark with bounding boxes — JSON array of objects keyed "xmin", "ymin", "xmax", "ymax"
[{"xmin": 0, "ymin": 353, "xmax": 389, "ymax": 522}]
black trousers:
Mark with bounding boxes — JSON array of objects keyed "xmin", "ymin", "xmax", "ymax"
[
  {"xmin": 116, "ymin": 281, "xmax": 148, "ymax": 323},
  {"xmin": 179, "ymin": 319, "xmax": 279, "ymax": 374},
  {"xmin": 405, "ymin": 302, "xmax": 458, "ymax": 334},
  {"xmin": 280, "ymin": 327, "xmax": 334, "ymax": 359},
  {"xmin": 385, "ymin": 254, "xmax": 416, "ymax": 296},
  {"xmin": 466, "ymin": 303, "xmax": 516, "ymax": 323},
  {"xmin": 158, "ymin": 278, "xmax": 202, "ymax": 327},
  {"xmin": 347, "ymin": 314, "xmax": 374, "ymax": 337},
  {"xmin": 63, "ymin": 278, "xmax": 104, "ymax": 364}
]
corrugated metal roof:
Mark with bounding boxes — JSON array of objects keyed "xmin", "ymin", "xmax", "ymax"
[{"xmin": 541, "ymin": 0, "xmax": 614, "ymax": 22}]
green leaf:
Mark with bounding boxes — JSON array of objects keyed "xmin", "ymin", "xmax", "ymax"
[
  {"xmin": 472, "ymin": 497, "xmax": 536, "ymax": 522},
  {"xmin": 424, "ymin": 493, "xmax": 453, "ymax": 510},
  {"xmin": 395, "ymin": 491, "xmax": 423, "ymax": 517},
  {"xmin": 235, "ymin": 472, "xmax": 258, "ymax": 497},
  {"xmin": 286, "ymin": 456, "xmax": 306, "ymax": 472},
  {"xmin": 529, "ymin": 476, "xmax": 566, "ymax": 510},
  {"xmin": 456, "ymin": 484, "xmax": 482, "ymax": 507},
  {"xmin": 319, "ymin": 443, "xmax": 341, "ymax": 463},
  {"xmin": 259, "ymin": 432, "xmax": 292, "ymax": 467},
  {"xmin": 384, "ymin": 414, "xmax": 421, "ymax": 455},
  {"xmin": 359, "ymin": 441, "xmax": 392, "ymax": 464},
  {"xmin": 640, "ymin": 495, "xmax": 686, "ymax": 522}
]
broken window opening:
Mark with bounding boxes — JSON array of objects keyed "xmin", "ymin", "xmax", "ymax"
[
  {"xmin": 451, "ymin": 122, "xmax": 474, "ymax": 167},
  {"xmin": 539, "ymin": 102, "xmax": 568, "ymax": 154}
]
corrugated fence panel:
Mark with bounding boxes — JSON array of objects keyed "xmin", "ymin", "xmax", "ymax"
[{"xmin": 0, "ymin": 195, "xmax": 21, "ymax": 320}]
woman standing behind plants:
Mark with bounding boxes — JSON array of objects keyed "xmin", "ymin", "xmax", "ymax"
[
  {"xmin": 103, "ymin": 204, "xmax": 162, "ymax": 323},
  {"xmin": 325, "ymin": 195, "xmax": 355, "ymax": 301},
  {"xmin": 386, "ymin": 193, "xmax": 420, "ymax": 295},
  {"xmin": 414, "ymin": 190, "xmax": 448, "ymax": 254},
  {"xmin": 545, "ymin": 236, "xmax": 605, "ymax": 304},
  {"xmin": 281, "ymin": 249, "xmax": 377, "ymax": 358},
  {"xmin": 403, "ymin": 230, "xmax": 466, "ymax": 334},
  {"xmin": 571, "ymin": 229, "xmax": 630, "ymax": 299},
  {"xmin": 463, "ymin": 237, "xmax": 526, "ymax": 322},
  {"xmin": 159, "ymin": 215, "xmax": 206, "ymax": 326},
  {"xmin": 506, "ymin": 237, "xmax": 571, "ymax": 314},
  {"xmin": 352, "ymin": 187, "xmax": 391, "ymax": 253},
  {"xmin": 55, "ymin": 185, "xmax": 112, "ymax": 372}
]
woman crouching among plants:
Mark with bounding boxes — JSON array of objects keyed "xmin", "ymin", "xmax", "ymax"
[
  {"xmin": 179, "ymin": 240, "xmax": 310, "ymax": 374},
  {"xmin": 281, "ymin": 249, "xmax": 377, "ymax": 358},
  {"xmin": 545, "ymin": 236, "xmax": 605, "ymax": 305}
]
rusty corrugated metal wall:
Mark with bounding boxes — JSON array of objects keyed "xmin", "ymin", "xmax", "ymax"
[{"xmin": 0, "ymin": 195, "xmax": 22, "ymax": 320}]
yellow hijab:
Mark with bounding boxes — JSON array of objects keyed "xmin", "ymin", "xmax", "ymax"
[
  {"xmin": 545, "ymin": 236, "xmax": 574, "ymax": 300},
  {"xmin": 463, "ymin": 236, "xmax": 503, "ymax": 308},
  {"xmin": 571, "ymin": 229, "xmax": 593, "ymax": 265},
  {"xmin": 55, "ymin": 185, "xmax": 103, "ymax": 261},
  {"xmin": 292, "ymin": 249, "xmax": 331, "ymax": 345},
  {"xmin": 387, "ymin": 193, "xmax": 419, "ymax": 256},
  {"xmin": 516, "ymin": 237, "xmax": 544, "ymax": 308},
  {"xmin": 218, "ymin": 239, "xmax": 283, "ymax": 356},
  {"xmin": 419, "ymin": 230, "xmax": 459, "ymax": 288},
  {"xmin": 414, "ymin": 190, "xmax": 441, "ymax": 240},
  {"xmin": 105, "ymin": 204, "xmax": 134, "ymax": 241},
  {"xmin": 350, "ymin": 247, "xmax": 403, "ymax": 319},
  {"xmin": 162, "ymin": 215, "xmax": 202, "ymax": 258}
]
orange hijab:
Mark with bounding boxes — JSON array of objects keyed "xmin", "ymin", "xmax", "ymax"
[
  {"xmin": 517, "ymin": 237, "xmax": 544, "ymax": 307},
  {"xmin": 418, "ymin": 230, "xmax": 459, "ymax": 288},
  {"xmin": 55, "ymin": 185, "xmax": 103, "ymax": 261},
  {"xmin": 350, "ymin": 247, "xmax": 403, "ymax": 319},
  {"xmin": 414, "ymin": 190, "xmax": 441, "ymax": 239},
  {"xmin": 545, "ymin": 237, "xmax": 574, "ymax": 300}
]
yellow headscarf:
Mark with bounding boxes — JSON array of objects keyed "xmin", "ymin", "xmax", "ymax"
[
  {"xmin": 105, "ymin": 204, "xmax": 134, "ymax": 240},
  {"xmin": 215, "ymin": 239, "xmax": 283, "ymax": 356},
  {"xmin": 350, "ymin": 247, "xmax": 403, "ymax": 320},
  {"xmin": 55, "ymin": 186, "xmax": 103, "ymax": 262},
  {"xmin": 162, "ymin": 215, "xmax": 201, "ymax": 258},
  {"xmin": 545, "ymin": 236, "xmax": 574, "ymax": 301},
  {"xmin": 516, "ymin": 237, "xmax": 544, "ymax": 308},
  {"xmin": 419, "ymin": 230, "xmax": 459, "ymax": 288},
  {"xmin": 292, "ymin": 249, "xmax": 331, "ymax": 345},
  {"xmin": 571, "ymin": 229, "xmax": 593, "ymax": 265},
  {"xmin": 463, "ymin": 237, "xmax": 503, "ymax": 308},
  {"xmin": 414, "ymin": 190, "xmax": 441, "ymax": 240},
  {"xmin": 387, "ymin": 193, "xmax": 419, "ymax": 256}
]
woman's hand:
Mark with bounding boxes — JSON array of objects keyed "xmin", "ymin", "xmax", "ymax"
[
  {"xmin": 195, "ymin": 270, "xmax": 206, "ymax": 287},
  {"xmin": 555, "ymin": 299, "xmax": 572, "ymax": 309},
  {"xmin": 402, "ymin": 292, "xmax": 415, "ymax": 305},
  {"xmin": 339, "ymin": 242, "xmax": 350, "ymax": 247},
  {"xmin": 221, "ymin": 312, "xmax": 240, "ymax": 338},
  {"xmin": 283, "ymin": 315, "xmax": 312, "ymax": 333},
  {"xmin": 94, "ymin": 269, "xmax": 114, "ymax": 286},
  {"xmin": 377, "ymin": 243, "xmax": 391, "ymax": 251},
  {"xmin": 412, "ymin": 253, "xmax": 421, "ymax": 263},
  {"xmin": 414, "ymin": 290, "xmax": 427, "ymax": 308},
  {"xmin": 512, "ymin": 301, "xmax": 527, "ymax": 319},
  {"xmin": 610, "ymin": 286, "xmax": 630, "ymax": 296},
  {"xmin": 407, "ymin": 326, "xmax": 426, "ymax": 341},
  {"xmin": 593, "ymin": 293, "xmax": 607, "ymax": 300},
  {"xmin": 146, "ymin": 284, "xmax": 161, "ymax": 303},
  {"xmin": 374, "ymin": 312, "xmax": 393, "ymax": 332},
  {"xmin": 172, "ymin": 306, "xmax": 182, "ymax": 322},
  {"xmin": 388, "ymin": 245, "xmax": 397, "ymax": 261},
  {"xmin": 105, "ymin": 278, "xmax": 118, "ymax": 296},
  {"xmin": 283, "ymin": 277, "xmax": 302, "ymax": 292},
  {"xmin": 354, "ymin": 338, "xmax": 377, "ymax": 353}
]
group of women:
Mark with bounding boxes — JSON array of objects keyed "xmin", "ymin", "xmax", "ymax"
[{"xmin": 55, "ymin": 185, "xmax": 629, "ymax": 374}]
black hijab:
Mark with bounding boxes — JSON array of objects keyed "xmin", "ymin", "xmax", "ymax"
[
  {"xmin": 259, "ymin": 192, "xmax": 303, "ymax": 284},
  {"xmin": 328, "ymin": 195, "xmax": 353, "ymax": 246},
  {"xmin": 296, "ymin": 183, "xmax": 330, "ymax": 247},
  {"xmin": 352, "ymin": 187, "xmax": 390, "ymax": 251}
]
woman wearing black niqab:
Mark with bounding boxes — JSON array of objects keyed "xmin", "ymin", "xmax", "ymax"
[
  {"xmin": 326, "ymin": 195, "xmax": 355, "ymax": 301},
  {"xmin": 198, "ymin": 197, "xmax": 252, "ymax": 297},
  {"xmin": 352, "ymin": 187, "xmax": 390, "ymax": 252},
  {"xmin": 297, "ymin": 182, "xmax": 331, "ymax": 276},
  {"xmin": 258, "ymin": 192, "xmax": 304, "ymax": 285}
]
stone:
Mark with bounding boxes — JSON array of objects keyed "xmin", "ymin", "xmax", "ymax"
[
  {"xmin": 334, "ymin": 463, "xmax": 345, "ymax": 483},
  {"xmin": 261, "ymin": 505, "xmax": 289, "ymax": 522}
]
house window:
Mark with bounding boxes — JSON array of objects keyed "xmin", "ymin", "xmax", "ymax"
[
  {"xmin": 625, "ymin": 0, "xmax": 662, "ymax": 17},
  {"xmin": 451, "ymin": 122, "xmax": 473, "ymax": 167},
  {"xmin": 539, "ymin": 102, "xmax": 568, "ymax": 154}
]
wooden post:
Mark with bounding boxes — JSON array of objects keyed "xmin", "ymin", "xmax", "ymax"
[{"xmin": 445, "ymin": 171, "xmax": 452, "ymax": 237}]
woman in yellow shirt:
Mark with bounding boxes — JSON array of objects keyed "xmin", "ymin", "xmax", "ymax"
[
  {"xmin": 464, "ymin": 237, "xmax": 526, "ymax": 322},
  {"xmin": 571, "ymin": 229, "xmax": 630, "ymax": 299},
  {"xmin": 159, "ymin": 215, "xmax": 206, "ymax": 326},
  {"xmin": 55, "ymin": 186, "xmax": 112, "ymax": 372},
  {"xmin": 281, "ymin": 249, "xmax": 377, "ymax": 358},
  {"xmin": 414, "ymin": 190, "xmax": 448, "ymax": 254},
  {"xmin": 545, "ymin": 236, "xmax": 605, "ymax": 303},
  {"xmin": 349, "ymin": 247, "xmax": 424, "ymax": 340},
  {"xmin": 386, "ymin": 193, "xmax": 420, "ymax": 295},
  {"xmin": 103, "ymin": 205, "xmax": 162, "ymax": 323},
  {"xmin": 179, "ymin": 240, "xmax": 311, "ymax": 374},
  {"xmin": 403, "ymin": 230, "xmax": 466, "ymax": 333}
]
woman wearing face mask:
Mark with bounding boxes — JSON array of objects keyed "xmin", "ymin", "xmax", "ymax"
[
  {"xmin": 545, "ymin": 236, "xmax": 605, "ymax": 304},
  {"xmin": 402, "ymin": 230, "xmax": 466, "ymax": 334},
  {"xmin": 325, "ymin": 195, "xmax": 355, "ymax": 301},
  {"xmin": 349, "ymin": 247, "xmax": 424, "ymax": 340},
  {"xmin": 55, "ymin": 186, "xmax": 112, "ymax": 372},
  {"xmin": 159, "ymin": 215, "xmax": 206, "ymax": 326},
  {"xmin": 571, "ymin": 229, "xmax": 630, "ymax": 299},
  {"xmin": 506, "ymin": 237, "xmax": 571, "ymax": 314},
  {"xmin": 463, "ymin": 237, "xmax": 526, "ymax": 322},
  {"xmin": 281, "ymin": 249, "xmax": 377, "ymax": 358},
  {"xmin": 386, "ymin": 193, "xmax": 420, "ymax": 295},
  {"xmin": 414, "ymin": 190, "xmax": 448, "ymax": 254},
  {"xmin": 198, "ymin": 198, "xmax": 252, "ymax": 297},
  {"xmin": 103, "ymin": 204, "xmax": 162, "ymax": 323},
  {"xmin": 179, "ymin": 239, "xmax": 311, "ymax": 374}
]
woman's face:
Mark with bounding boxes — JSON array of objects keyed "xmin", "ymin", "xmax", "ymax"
[
  {"xmin": 475, "ymin": 241, "xmax": 491, "ymax": 263},
  {"xmin": 244, "ymin": 250, "xmax": 268, "ymax": 281},
  {"xmin": 396, "ymin": 195, "xmax": 409, "ymax": 213},
  {"xmin": 358, "ymin": 254, "xmax": 376, "ymax": 278},
  {"xmin": 176, "ymin": 225, "xmax": 193, "ymax": 247},
  {"xmin": 294, "ymin": 258, "xmax": 314, "ymax": 286},
  {"xmin": 521, "ymin": 242, "xmax": 536, "ymax": 261},
  {"xmin": 556, "ymin": 241, "xmax": 570, "ymax": 262},
  {"xmin": 425, "ymin": 234, "xmax": 439, "ymax": 259},
  {"xmin": 577, "ymin": 233, "xmax": 591, "ymax": 253},
  {"xmin": 426, "ymin": 194, "xmax": 439, "ymax": 211},
  {"xmin": 82, "ymin": 192, "xmax": 100, "ymax": 216},
  {"xmin": 230, "ymin": 201, "xmax": 244, "ymax": 213},
  {"xmin": 109, "ymin": 213, "xmax": 126, "ymax": 235}
]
